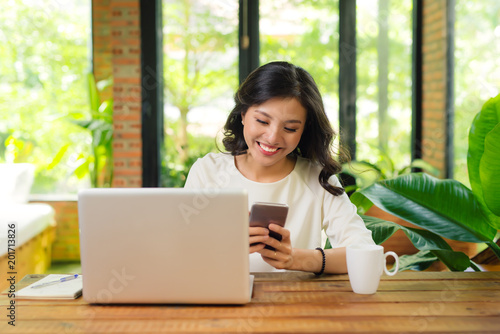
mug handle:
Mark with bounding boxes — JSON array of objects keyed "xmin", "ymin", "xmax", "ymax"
[{"xmin": 383, "ymin": 251, "xmax": 399, "ymax": 276}]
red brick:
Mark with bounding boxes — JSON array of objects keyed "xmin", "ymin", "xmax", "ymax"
[
  {"xmin": 114, "ymin": 150, "xmax": 142, "ymax": 158},
  {"xmin": 114, "ymin": 169, "xmax": 142, "ymax": 176}
]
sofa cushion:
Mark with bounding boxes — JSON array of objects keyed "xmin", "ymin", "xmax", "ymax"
[
  {"xmin": 0, "ymin": 163, "xmax": 35, "ymax": 204},
  {"xmin": 0, "ymin": 202, "xmax": 56, "ymax": 257}
]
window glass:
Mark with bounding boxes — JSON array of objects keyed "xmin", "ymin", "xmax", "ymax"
[
  {"xmin": 260, "ymin": 0, "xmax": 340, "ymax": 128},
  {"xmin": 454, "ymin": 1, "xmax": 500, "ymax": 186},
  {"xmin": 163, "ymin": 0, "xmax": 238, "ymax": 187},
  {"xmin": 356, "ymin": 0, "xmax": 412, "ymax": 173},
  {"xmin": 0, "ymin": 0, "xmax": 91, "ymax": 194}
]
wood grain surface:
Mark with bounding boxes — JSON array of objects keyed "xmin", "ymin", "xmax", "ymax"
[{"xmin": 1, "ymin": 271, "xmax": 499, "ymax": 333}]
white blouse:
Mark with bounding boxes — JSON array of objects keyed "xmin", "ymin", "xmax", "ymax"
[{"xmin": 184, "ymin": 152, "xmax": 374, "ymax": 272}]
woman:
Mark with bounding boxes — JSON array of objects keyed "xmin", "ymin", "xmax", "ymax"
[{"xmin": 184, "ymin": 61, "xmax": 374, "ymax": 274}]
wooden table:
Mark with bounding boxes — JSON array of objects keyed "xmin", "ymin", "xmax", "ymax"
[{"xmin": 1, "ymin": 271, "xmax": 500, "ymax": 333}]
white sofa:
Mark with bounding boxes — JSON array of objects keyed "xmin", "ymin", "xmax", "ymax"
[{"xmin": 0, "ymin": 163, "xmax": 56, "ymax": 290}]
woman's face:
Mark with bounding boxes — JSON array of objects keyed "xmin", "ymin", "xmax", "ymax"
[{"xmin": 241, "ymin": 97, "xmax": 306, "ymax": 168}]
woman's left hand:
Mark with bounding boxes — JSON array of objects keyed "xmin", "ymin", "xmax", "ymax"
[{"xmin": 258, "ymin": 223, "xmax": 294, "ymax": 270}]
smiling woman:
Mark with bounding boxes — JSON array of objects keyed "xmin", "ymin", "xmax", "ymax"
[{"xmin": 185, "ymin": 61, "xmax": 375, "ymax": 274}]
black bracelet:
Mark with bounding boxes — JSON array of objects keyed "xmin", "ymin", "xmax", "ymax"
[{"xmin": 315, "ymin": 247, "xmax": 326, "ymax": 276}]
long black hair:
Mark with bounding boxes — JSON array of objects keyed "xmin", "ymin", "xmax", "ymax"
[{"xmin": 222, "ymin": 61, "xmax": 348, "ymax": 196}]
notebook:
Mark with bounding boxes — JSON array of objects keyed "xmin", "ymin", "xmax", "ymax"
[
  {"xmin": 78, "ymin": 187, "xmax": 252, "ymax": 304},
  {"xmin": 16, "ymin": 274, "xmax": 83, "ymax": 300}
]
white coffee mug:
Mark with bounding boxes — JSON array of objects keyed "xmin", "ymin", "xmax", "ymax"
[{"xmin": 346, "ymin": 244, "xmax": 399, "ymax": 294}]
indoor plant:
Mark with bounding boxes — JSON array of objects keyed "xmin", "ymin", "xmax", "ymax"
[{"xmin": 352, "ymin": 93, "xmax": 500, "ymax": 271}]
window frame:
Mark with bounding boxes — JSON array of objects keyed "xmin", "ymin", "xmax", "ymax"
[{"xmin": 143, "ymin": 0, "xmax": 433, "ymax": 185}]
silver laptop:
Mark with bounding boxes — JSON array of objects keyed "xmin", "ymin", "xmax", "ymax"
[{"xmin": 78, "ymin": 187, "xmax": 253, "ymax": 304}]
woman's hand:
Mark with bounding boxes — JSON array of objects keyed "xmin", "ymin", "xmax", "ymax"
[
  {"xmin": 249, "ymin": 226, "xmax": 269, "ymax": 253},
  {"xmin": 258, "ymin": 223, "xmax": 293, "ymax": 270}
]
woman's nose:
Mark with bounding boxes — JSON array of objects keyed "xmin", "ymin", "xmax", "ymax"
[{"xmin": 265, "ymin": 126, "xmax": 280, "ymax": 145}]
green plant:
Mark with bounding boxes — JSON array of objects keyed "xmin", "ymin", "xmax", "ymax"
[
  {"xmin": 1, "ymin": 134, "xmax": 34, "ymax": 163},
  {"xmin": 162, "ymin": 124, "xmax": 218, "ymax": 188},
  {"xmin": 342, "ymin": 147, "xmax": 439, "ymax": 194},
  {"xmin": 353, "ymin": 93, "xmax": 500, "ymax": 271},
  {"xmin": 467, "ymin": 93, "xmax": 500, "ymax": 221},
  {"xmin": 1, "ymin": 0, "xmax": 91, "ymax": 193},
  {"xmin": 71, "ymin": 73, "xmax": 113, "ymax": 188}
]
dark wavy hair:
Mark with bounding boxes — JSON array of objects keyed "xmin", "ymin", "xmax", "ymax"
[{"xmin": 222, "ymin": 61, "xmax": 348, "ymax": 196}]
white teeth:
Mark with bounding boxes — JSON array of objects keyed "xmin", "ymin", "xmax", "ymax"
[{"xmin": 260, "ymin": 143, "xmax": 278, "ymax": 152}]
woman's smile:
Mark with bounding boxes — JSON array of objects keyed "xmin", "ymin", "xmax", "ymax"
[{"xmin": 258, "ymin": 142, "xmax": 280, "ymax": 154}]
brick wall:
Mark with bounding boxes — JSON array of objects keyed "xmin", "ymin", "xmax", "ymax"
[
  {"xmin": 421, "ymin": 0, "xmax": 450, "ymax": 177},
  {"xmin": 31, "ymin": 200, "xmax": 80, "ymax": 261},
  {"xmin": 92, "ymin": 0, "xmax": 113, "ymax": 101},
  {"xmin": 41, "ymin": 1, "xmax": 144, "ymax": 262},
  {"xmin": 93, "ymin": 0, "xmax": 143, "ymax": 188}
]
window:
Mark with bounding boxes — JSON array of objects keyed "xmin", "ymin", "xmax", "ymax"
[
  {"xmin": 260, "ymin": 0, "xmax": 340, "ymax": 128},
  {"xmin": 0, "ymin": 0, "xmax": 91, "ymax": 193},
  {"xmin": 356, "ymin": 0, "xmax": 413, "ymax": 170},
  {"xmin": 454, "ymin": 1, "xmax": 500, "ymax": 185},
  {"xmin": 162, "ymin": 0, "xmax": 238, "ymax": 187}
]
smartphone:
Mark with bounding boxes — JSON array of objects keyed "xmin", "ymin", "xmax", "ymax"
[{"xmin": 249, "ymin": 202, "xmax": 289, "ymax": 250}]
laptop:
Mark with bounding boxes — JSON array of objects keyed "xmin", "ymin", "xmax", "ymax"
[{"xmin": 78, "ymin": 187, "xmax": 253, "ymax": 304}]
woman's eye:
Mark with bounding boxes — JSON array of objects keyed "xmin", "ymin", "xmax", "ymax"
[
  {"xmin": 256, "ymin": 119, "xmax": 268, "ymax": 125},
  {"xmin": 285, "ymin": 127, "xmax": 297, "ymax": 133}
]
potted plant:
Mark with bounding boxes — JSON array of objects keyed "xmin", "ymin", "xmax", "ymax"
[{"xmin": 351, "ymin": 93, "xmax": 500, "ymax": 271}]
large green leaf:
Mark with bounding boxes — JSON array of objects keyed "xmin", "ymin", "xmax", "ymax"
[
  {"xmin": 361, "ymin": 215, "xmax": 399, "ymax": 244},
  {"xmin": 361, "ymin": 215, "xmax": 471, "ymax": 271},
  {"xmin": 430, "ymin": 249, "xmax": 471, "ymax": 272},
  {"xmin": 398, "ymin": 250, "xmax": 470, "ymax": 272},
  {"xmin": 360, "ymin": 173, "xmax": 497, "ymax": 243},
  {"xmin": 467, "ymin": 93, "xmax": 500, "ymax": 228},
  {"xmin": 398, "ymin": 251, "xmax": 437, "ymax": 272},
  {"xmin": 362, "ymin": 214, "xmax": 455, "ymax": 251},
  {"xmin": 47, "ymin": 144, "xmax": 70, "ymax": 170},
  {"xmin": 480, "ymin": 124, "xmax": 500, "ymax": 217},
  {"xmin": 350, "ymin": 191, "xmax": 373, "ymax": 215}
]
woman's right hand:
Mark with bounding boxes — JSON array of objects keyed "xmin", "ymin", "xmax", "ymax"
[{"xmin": 249, "ymin": 226, "xmax": 269, "ymax": 253}]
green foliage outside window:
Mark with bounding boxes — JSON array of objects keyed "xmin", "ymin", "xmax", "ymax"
[
  {"xmin": 454, "ymin": 1, "xmax": 500, "ymax": 186},
  {"xmin": 260, "ymin": 0, "xmax": 340, "ymax": 100},
  {"xmin": 2, "ymin": 0, "xmax": 498, "ymax": 193},
  {"xmin": 163, "ymin": 0, "xmax": 238, "ymax": 185},
  {"xmin": 0, "ymin": 0, "xmax": 91, "ymax": 193},
  {"xmin": 71, "ymin": 74, "xmax": 114, "ymax": 188},
  {"xmin": 260, "ymin": 0, "xmax": 413, "ymax": 174}
]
